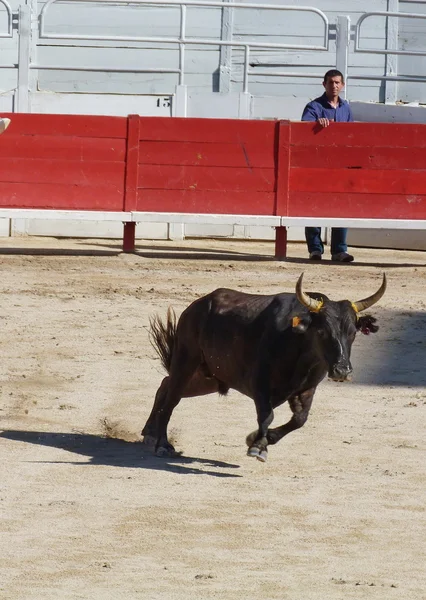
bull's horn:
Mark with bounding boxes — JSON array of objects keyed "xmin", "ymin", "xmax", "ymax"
[
  {"xmin": 295, "ymin": 273, "xmax": 323, "ymax": 313},
  {"xmin": 352, "ymin": 273, "xmax": 387, "ymax": 313}
]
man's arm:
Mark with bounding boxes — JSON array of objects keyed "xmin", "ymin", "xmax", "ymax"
[
  {"xmin": 301, "ymin": 103, "xmax": 320, "ymax": 122},
  {"xmin": 302, "ymin": 102, "xmax": 330, "ymax": 128}
]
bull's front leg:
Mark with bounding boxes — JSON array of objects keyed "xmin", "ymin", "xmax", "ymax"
[
  {"xmin": 266, "ymin": 388, "xmax": 315, "ymax": 445},
  {"xmin": 246, "ymin": 393, "xmax": 274, "ymax": 462}
]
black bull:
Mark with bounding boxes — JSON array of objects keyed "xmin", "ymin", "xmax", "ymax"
[{"xmin": 142, "ymin": 273, "xmax": 386, "ymax": 462}]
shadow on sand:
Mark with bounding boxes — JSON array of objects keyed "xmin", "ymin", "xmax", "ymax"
[
  {"xmin": 0, "ymin": 430, "xmax": 242, "ymax": 478},
  {"xmin": 0, "ymin": 239, "xmax": 424, "ymax": 267}
]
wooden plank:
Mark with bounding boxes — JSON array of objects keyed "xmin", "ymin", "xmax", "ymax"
[
  {"xmin": 275, "ymin": 120, "xmax": 290, "ymax": 216},
  {"xmin": 1, "ymin": 113, "xmax": 127, "ymax": 138},
  {"xmin": 138, "ymin": 116, "xmax": 277, "ymax": 143},
  {"xmin": 0, "ymin": 158, "xmax": 125, "ymax": 187},
  {"xmin": 290, "ymin": 122, "xmax": 426, "ymax": 148},
  {"xmin": 138, "ymin": 165, "xmax": 275, "ymax": 192},
  {"xmin": 291, "ymin": 145, "xmax": 426, "ymax": 170},
  {"xmin": 288, "ymin": 192, "xmax": 426, "ymax": 220},
  {"xmin": 0, "ymin": 182, "xmax": 123, "ymax": 210},
  {"xmin": 274, "ymin": 121, "xmax": 290, "ymax": 256},
  {"xmin": 124, "ymin": 114, "xmax": 140, "ymax": 212},
  {"xmin": 138, "ymin": 140, "xmax": 275, "ymax": 168},
  {"xmin": 0, "ymin": 135, "xmax": 127, "ymax": 161},
  {"xmin": 290, "ymin": 167, "xmax": 426, "ymax": 195},
  {"xmin": 136, "ymin": 189, "xmax": 276, "ymax": 215}
]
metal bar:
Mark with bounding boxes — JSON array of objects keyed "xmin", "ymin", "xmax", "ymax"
[
  {"xmin": 36, "ymin": 34, "xmax": 328, "ymax": 52},
  {"xmin": 30, "ymin": 64, "xmax": 181, "ymax": 74},
  {"xmin": 17, "ymin": 5, "xmax": 31, "ymax": 112},
  {"xmin": 355, "ymin": 47, "xmax": 426, "ymax": 57},
  {"xmin": 247, "ymin": 70, "xmax": 330, "ymax": 78},
  {"xmin": 356, "ymin": 10, "xmax": 426, "ymax": 55},
  {"xmin": 123, "ymin": 222, "xmax": 136, "ymax": 253},
  {"xmin": 179, "ymin": 4, "xmax": 186, "ymax": 85},
  {"xmin": 0, "ymin": 0, "xmax": 13, "ymax": 38},
  {"xmin": 336, "ymin": 15, "xmax": 350, "ymax": 99},
  {"xmin": 275, "ymin": 227, "xmax": 288, "ymax": 260},
  {"xmin": 40, "ymin": 0, "xmax": 328, "ymax": 15},
  {"xmin": 247, "ymin": 71, "xmax": 426, "ymax": 84},
  {"xmin": 218, "ymin": 0, "xmax": 234, "ymax": 93},
  {"xmin": 243, "ymin": 45, "xmax": 249, "ymax": 93},
  {"xmin": 350, "ymin": 74, "xmax": 426, "ymax": 82},
  {"xmin": 40, "ymin": 0, "xmax": 328, "ymax": 51},
  {"xmin": 385, "ymin": 0, "xmax": 399, "ymax": 104}
]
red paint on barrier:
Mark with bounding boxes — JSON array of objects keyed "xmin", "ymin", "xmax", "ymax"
[{"xmin": 0, "ymin": 114, "xmax": 425, "ymax": 254}]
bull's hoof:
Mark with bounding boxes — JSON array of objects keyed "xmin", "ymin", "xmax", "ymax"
[
  {"xmin": 155, "ymin": 444, "xmax": 177, "ymax": 458},
  {"xmin": 247, "ymin": 446, "xmax": 268, "ymax": 462},
  {"xmin": 245, "ymin": 430, "xmax": 258, "ymax": 447},
  {"xmin": 142, "ymin": 435, "xmax": 157, "ymax": 449}
]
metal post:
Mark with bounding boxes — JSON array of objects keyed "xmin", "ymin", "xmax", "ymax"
[
  {"xmin": 17, "ymin": 5, "xmax": 31, "ymax": 112},
  {"xmin": 238, "ymin": 92, "xmax": 251, "ymax": 118},
  {"xmin": 385, "ymin": 0, "xmax": 399, "ymax": 104},
  {"xmin": 123, "ymin": 222, "xmax": 136, "ymax": 252},
  {"xmin": 173, "ymin": 85, "xmax": 188, "ymax": 117},
  {"xmin": 275, "ymin": 226, "xmax": 287, "ymax": 260},
  {"xmin": 218, "ymin": 0, "xmax": 234, "ymax": 92},
  {"xmin": 336, "ymin": 15, "xmax": 350, "ymax": 98}
]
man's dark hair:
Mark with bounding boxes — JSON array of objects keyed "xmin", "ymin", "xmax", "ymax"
[{"xmin": 323, "ymin": 69, "xmax": 344, "ymax": 84}]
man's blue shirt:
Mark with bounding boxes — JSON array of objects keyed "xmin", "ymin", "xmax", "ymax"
[{"xmin": 301, "ymin": 92, "xmax": 353, "ymax": 122}]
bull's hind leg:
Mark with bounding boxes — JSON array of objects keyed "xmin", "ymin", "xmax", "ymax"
[
  {"xmin": 142, "ymin": 376, "xmax": 170, "ymax": 449},
  {"xmin": 142, "ymin": 352, "xmax": 221, "ymax": 457}
]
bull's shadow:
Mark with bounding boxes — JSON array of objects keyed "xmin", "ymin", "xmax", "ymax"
[{"xmin": 0, "ymin": 430, "xmax": 241, "ymax": 478}]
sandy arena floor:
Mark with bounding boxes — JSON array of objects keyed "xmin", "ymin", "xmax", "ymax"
[{"xmin": 0, "ymin": 237, "xmax": 425, "ymax": 600}]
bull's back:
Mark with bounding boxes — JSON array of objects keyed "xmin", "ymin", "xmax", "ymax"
[{"xmin": 177, "ymin": 288, "xmax": 299, "ymax": 397}]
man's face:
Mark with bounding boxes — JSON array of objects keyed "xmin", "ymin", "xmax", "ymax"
[{"xmin": 323, "ymin": 75, "xmax": 344, "ymax": 97}]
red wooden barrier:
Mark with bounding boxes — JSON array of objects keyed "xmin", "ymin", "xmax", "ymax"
[
  {"xmin": 135, "ymin": 116, "xmax": 277, "ymax": 215},
  {"xmin": 0, "ymin": 113, "xmax": 425, "ymax": 254},
  {"xmin": 0, "ymin": 113, "xmax": 127, "ymax": 210},
  {"xmin": 287, "ymin": 122, "xmax": 426, "ymax": 220}
]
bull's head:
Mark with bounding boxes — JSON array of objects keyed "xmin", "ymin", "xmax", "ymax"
[{"xmin": 294, "ymin": 273, "xmax": 386, "ymax": 382}]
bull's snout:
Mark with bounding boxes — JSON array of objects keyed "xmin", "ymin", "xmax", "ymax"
[{"xmin": 329, "ymin": 363, "xmax": 353, "ymax": 382}]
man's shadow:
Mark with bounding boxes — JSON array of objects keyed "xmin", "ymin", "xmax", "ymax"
[{"xmin": 0, "ymin": 430, "xmax": 242, "ymax": 478}]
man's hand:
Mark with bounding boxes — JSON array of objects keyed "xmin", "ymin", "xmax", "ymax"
[
  {"xmin": 0, "ymin": 118, "xmax": 11, "ymax": 134},
  {"xmin": 317, "ymin": 117, "xmax": 331, "ymax": 128}
]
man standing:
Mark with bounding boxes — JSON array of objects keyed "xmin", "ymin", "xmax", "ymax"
[{"xmin": 301, "ymin": 69, "xmax": 354, "ymax": 262}]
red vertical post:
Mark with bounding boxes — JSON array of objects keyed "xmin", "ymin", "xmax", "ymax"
[
  {"xmin": 123, "ymin": 222, "xmax": 137, "ymax": 252},
  {"xmin": 122, "ymin": 114, "xmax": 140, "ymax": 252},
  {"xmin": 274, "ymin": 120, "xmax": 291, "ymax": 260},
  {"xmin": 275, "ymin": 226, "xmax": 288, "ymax": 260}
]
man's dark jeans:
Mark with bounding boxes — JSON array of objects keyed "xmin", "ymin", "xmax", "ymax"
[{"xmin": 305, "ymin": 227, "xmax": 348, "ymax": 255}]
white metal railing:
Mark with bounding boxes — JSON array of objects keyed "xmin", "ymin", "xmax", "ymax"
[
  {"xmin": 352, "ymin": 11, "xmax": 426, "ymax": 85},
  {"xmin": 6, "ymin": 1, "xmax": 426, "ymax": 112},
  {"xmin": 0, "ymin": 0, "xmax": 13, "ymax": 38},
  {"xmin": 356, "ymin": 11, "xmax": 426, "ymax": 56},
  {"xmin": 36, "ymin": 0, "xmax": 329, "ymax": 92}
]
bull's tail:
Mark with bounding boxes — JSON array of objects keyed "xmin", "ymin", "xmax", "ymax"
[{"xmin": 149, "ymin": 307, "xmax": 177, "ymax": 374}]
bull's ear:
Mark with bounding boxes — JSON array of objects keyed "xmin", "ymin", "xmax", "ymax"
[
  {"xmin": 356, "ymin": 314, "xmax": 379, "ymax": 335},
  {"xmin": 292, "ymin": 314, "xmax": 311, "ymax": 333}
]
